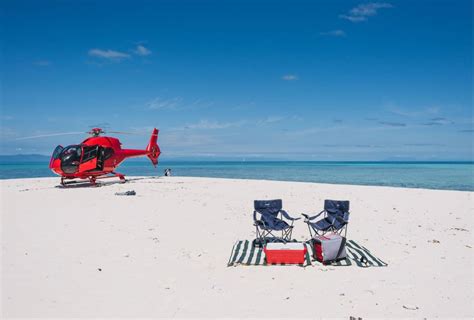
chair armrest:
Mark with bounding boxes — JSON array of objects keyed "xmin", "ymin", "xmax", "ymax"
[
  {"xmin": 301, "ymin": 210, "xmax": 325, "ymax": 222},
  {"xmin": 280, "ymin": 210, "xmax": 300, "ymax": 221},
  {"xmin": 335, "ymin": 213, "xmax": 349, "ymax": 224}
]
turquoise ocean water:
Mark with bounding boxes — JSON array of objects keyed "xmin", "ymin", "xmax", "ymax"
[{"xmin": 0, "ymin": 161, "xmax": 473, "ymax": 191}]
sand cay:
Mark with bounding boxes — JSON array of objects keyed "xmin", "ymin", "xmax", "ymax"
[{"xmin": 1, "ymin": 176, "xmax": 473, "ymax": 318}]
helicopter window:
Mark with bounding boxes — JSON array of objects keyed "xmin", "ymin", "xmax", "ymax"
[
  {"xmin": 82, "ymin": 146, "xmax": 98, "ymax": 163},
  {"xmin": 52, "ymin": 145, "xmax": 64, "ymax": 159},
  {"xmin": 60, "ymin": 145, "xmax": 82, "ymax": 174},
  {"xmin": 61, "ymin": 145, "xmax": 82, "ymax": 158},
  {"xmin": 103, "ymin": 147, "xmax": 114, "ymax": 160}
]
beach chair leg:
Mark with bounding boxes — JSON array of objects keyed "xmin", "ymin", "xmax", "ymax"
[
  {"xmin": 281, "ymin": 229, "xmax": 288, "ymax": 243},
  {"xmin": 288, "ymin": 222, "xmax": 295, "ymax": 241},
  {"xmin": 284, "ymin": 226, "xmax": 293, "ymax": 242},
  {"xmin": 254, "ymin": 226, "xmax": 280, "ymax": 246},
  {"xmin": 259, "ymin": 230, "xmax": 267, "ymax": 246},
  {"xmin": 254, "ymin": 225, "xmax": 263, "ymax": 247}
]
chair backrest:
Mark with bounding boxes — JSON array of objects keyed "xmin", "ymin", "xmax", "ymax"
[
  {"xmin": 254, "ymin": 199, "xmax": 282, "ymax": 217},
  {"xmin": 324, "ymin": 200, "xmax": 350, "ymax": 220}
]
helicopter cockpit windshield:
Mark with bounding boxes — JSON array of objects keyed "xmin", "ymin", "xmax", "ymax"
[{"xmin": 60, "ymin": 145, "xmax": 82, "ymax": 174}]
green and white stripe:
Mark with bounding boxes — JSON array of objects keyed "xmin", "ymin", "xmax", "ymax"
[
  {"xmin": 227, "ymin": 240, "xmax": 387, "ymax": 267},
  {"xmin": 345, "ymin": 240, "xmax": 387, "ymax": 267}
]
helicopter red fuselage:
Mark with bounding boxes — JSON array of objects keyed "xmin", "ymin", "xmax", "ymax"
[{"xmin": 48, "ymin": 128, "xmax": 160, "ymax": 185}]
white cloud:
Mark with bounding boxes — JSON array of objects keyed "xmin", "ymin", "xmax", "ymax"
[
  {"xmin": 320, "ymin": 30, "xmax": 346, "ymax": 37},
  {"xmin": 88, "ymin": 49, "xmax": 131, "ymax": 61},
  {"xmin": 184, "ymin": 120, "xmax": 246, "ymax": 130},
  {"xmin": 176, "ymin": 115, "xmax": 295, "ymax": 130},
  {"xmin": 258, "ymin": 116, "xmax": 285, "ymax": 125},
  {"xmin": 378, "ymin": 121, "xmax": 407, "ymax": 127},
  {"xmin": 0, "ymin": 127, "xmax": 18, "ymax": 139},
  {"xmin": 388, "ymin": 105, "xmax": 440, "ymax": 117},
  {"xmin": 33, "ymin": 60, "xmax": 51, "ymax": 66},
  {"xmin": 185, "ymin": 99, "xmax": 215, "ymax": 110},
  {"xmin": 339, "ymin": 3, "xmax": 393, "ymax": 22},
  {"xmin": 146, "ymin": 97, "xmax": 183, "ymax": 110},
  {"xmin": 146, "ymin": 96, "xmax": 215, "ymax": 111},
  {"xmin": 282, "ymin": 74, "xmax": 298, "ymax": 81},
  {"xmin": 134, "ymin": 45, "xmax": 152, "ymax": 56},
  {"xmin": 423, "ymin": 117, "xmax": 454, "ymax": 126},
  {"xmin": 162, "ymin": 132, "xmax": 218, "ymax": 147},
  {"xmin": 339, "ymin": 15, "xmax": 367, "ymax": 22}
]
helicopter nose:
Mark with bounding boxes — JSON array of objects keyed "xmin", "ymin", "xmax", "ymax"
[{"xmin": 49, "ymin": 158, "xmax": 62, "ymax": 175}]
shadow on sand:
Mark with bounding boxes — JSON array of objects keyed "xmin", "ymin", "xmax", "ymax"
[{"xmin": 54, "ymin": 176, "xmax": 162, "ymax": 189}]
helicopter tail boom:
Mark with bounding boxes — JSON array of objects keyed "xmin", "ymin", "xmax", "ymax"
[{"xmin": 119, "ymin": 128, "xmax": 160, "ymax": 166}]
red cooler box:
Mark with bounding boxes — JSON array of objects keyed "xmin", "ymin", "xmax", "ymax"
[{"xmin": 264, "ymin": 242, "xmax": 307, "ymax": 264}]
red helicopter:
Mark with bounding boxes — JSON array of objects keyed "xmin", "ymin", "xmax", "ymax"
[{"xmin": 48, "ymin": 128, "xmax": 161, "ymax": 186}]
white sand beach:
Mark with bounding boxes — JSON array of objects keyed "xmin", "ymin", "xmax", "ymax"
[{"xmin": 1, "ymin": 176, "xmax": 473, "ymax": 318}]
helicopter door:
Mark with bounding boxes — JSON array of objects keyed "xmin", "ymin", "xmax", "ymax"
[
  {"xmin": 96, "ymin": 146, "xmax": 105, "ymax": 170},
  {"xmin": 79, "ymin": 146, "xmax": 99, "ymax": 172},
  {"xmin": 78, "ymin": 156, "xmax": 97, "ymax": 172}
]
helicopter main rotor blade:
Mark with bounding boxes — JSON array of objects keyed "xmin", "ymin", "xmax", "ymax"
[
  {"xmin": 15, "ymin": 132, "xmax": 86, "ymax": 140},
  {"xmin": 106, "ymin": 131, "xmax": 159, "ymax": 136}
]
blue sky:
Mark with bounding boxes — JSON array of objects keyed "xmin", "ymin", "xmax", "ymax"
[{"xmin": 1, "ymin": 0, "xmax": 472, "ymax": 160}]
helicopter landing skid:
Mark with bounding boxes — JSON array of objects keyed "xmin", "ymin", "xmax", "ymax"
[
  {"xmin": 60, "ymin": 172, "xmax": 127, "ymax": 187},
  {"xmin": 110, "ymin": 172, "xmax": 126, "ymax": 183},
  {"xmin": 90, "ymin": 172, "xmax": 127, "ymax": 185}
]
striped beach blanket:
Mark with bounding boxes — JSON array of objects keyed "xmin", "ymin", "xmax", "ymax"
[{"xmin": 227, "ymin": 240, "xmax": 387, "ymax": 267}]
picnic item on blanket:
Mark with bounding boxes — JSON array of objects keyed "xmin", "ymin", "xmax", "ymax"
[
  {"xmin": 115, "ymin": 190, "xmax": 136, "ymax": 196},
  {"xmin": 229, "ymin": 240, "xmax": 312, "ymax": 266},
  {"xmin": 313, "ymin": 233, "xmax": 347, "ymax": 264},
  {"xmin": 264, "ymin": 242, "xmax": 307, "ymax": 264},
  {"xmin": 302, "ymin": 200, "xmax": 350, "ymax": 237},
  {"xmin": 253, "ymin": 199, "xmax": 300, "ymax": 247},
  {"xmin": 228, "ymin": 239, "xmax": 387, "ymax": 267}
]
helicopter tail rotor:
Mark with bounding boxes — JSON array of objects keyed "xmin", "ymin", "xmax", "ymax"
[{"xmin": 145, "ymin": 128, "xmax": 160, "ymax": 166}]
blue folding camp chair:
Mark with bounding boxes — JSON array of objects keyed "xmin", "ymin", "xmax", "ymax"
[
  {"xmin": 302, "ymin": 200, "xmax": 350, "ymax": 238},
  {"xmin": 252, "ymin": 199, "xmax": 300, "ymax": 247}
]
